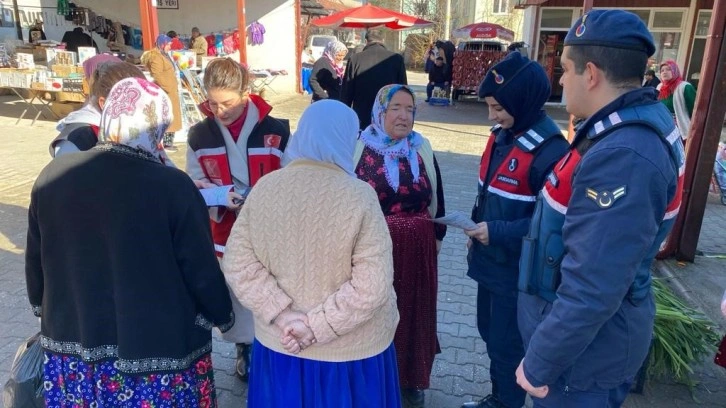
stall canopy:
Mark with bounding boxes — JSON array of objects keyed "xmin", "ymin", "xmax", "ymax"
[
  {"xmin": 311, "ymin": 3, "xmax": 433, "ymax": 30},
  {"xmin": 452, "ymin": 22, "xmax": 515, "ymax": 42}
]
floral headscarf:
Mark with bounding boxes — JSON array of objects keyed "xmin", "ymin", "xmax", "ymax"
[
  {"xmin": 359, "ymin": 84, "xmax": 423, "ymax": 191},
  {"xmin": 99, "ymin": 77, "xmax": 173, "ymax": 162},
  {"xmin": 658, "ymin": 60, "xmax": 683, "ymax": 100},
  {"xmin": 323, "ymin": 40, "xmax": 347, "ymax": 79}
]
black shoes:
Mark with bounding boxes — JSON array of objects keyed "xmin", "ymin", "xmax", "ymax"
[
  {"xmin": 401, "ymin": 388, "xmax": 425, "ymax": 408},
  {"xmin": 461, "ymin": 394, "xmax": 508, "ymax": 408},
  {"xmin": 235, "ymin": 343, "xmax": 252, "ymax": 382}
]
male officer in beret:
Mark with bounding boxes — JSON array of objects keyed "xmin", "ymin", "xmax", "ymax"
[{"xmin": 515, "ymin": 10, "xmax": 684, "ymax": 407}]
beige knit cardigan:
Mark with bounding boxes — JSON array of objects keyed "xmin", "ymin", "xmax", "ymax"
[{"xmin": 222, "ymin": 159, "xmax": 399, "ymax": 362}]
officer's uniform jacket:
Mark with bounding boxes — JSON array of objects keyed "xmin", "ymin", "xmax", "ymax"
[
  {"xmin": 468, "ymin": 116, "xmax": 568, "ymax": 295},
  {"xmin": 517, "ymin": 88, "xmax": 685, "ymax": 390}
]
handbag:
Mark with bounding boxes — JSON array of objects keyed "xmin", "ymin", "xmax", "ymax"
[{"xmin": 2, "ymin": 332, "xmax": 44, "ymax": 408}]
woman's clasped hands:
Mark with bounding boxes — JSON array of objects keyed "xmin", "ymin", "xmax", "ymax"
[{"xmin": 274, "ymin": 308, "xmax": 317, "ymax": 354}]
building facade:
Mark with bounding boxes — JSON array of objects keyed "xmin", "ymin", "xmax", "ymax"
[
  {"xmin": 451, "ymin": 0, "xmax": 524, "ymax": 41},
  {"xmin": 518, "ymin": 0, "xmax": 714, "ymax": 103}
]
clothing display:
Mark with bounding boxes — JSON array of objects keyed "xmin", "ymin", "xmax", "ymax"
[{"xmin": 249, "ymin": 21, "xmax": 265, "ymax": 45}]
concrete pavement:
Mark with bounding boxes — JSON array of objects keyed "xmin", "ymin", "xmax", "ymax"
[{"xmin": 1, "ymin": 71, "xmax": 725, "ymax": 407}]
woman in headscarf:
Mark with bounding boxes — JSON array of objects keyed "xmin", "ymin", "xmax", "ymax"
[
  {"xmin": 142, "ymin": 33, "xmax": 183, "ymax": 150},
  {"xmin": 353, "ymin": 84, "xmax": 446, "ymax": 408},
  {"xmin": 50, "ymin": 59, "xmax": 144, "ymax": 158},
  {"xmin": 309, "ymin": 40, "xmax": 348, "ymax": 102},
  {"xmin": 26, "ymin": 77, "xmax": 234, "ymax": 408},
  {"xmin": 461, "ymin": 51, "xmax": 568, "ymax": 408},
  {"xmin": 658, "ymin": 60, "xmax": 696, "ymax": 141},
  {"xmin": 223, "ymin": 100, "xmax": 401, "ymax": 407}
]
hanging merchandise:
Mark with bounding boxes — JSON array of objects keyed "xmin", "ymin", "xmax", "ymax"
[
  {"xmin": 223, "ymin": 31, "xmax": 239, "ymax": 55},
  {"xmin": 131, "ymin": 28, "xmax": 143, "ymax": 50},
  {"xmin": 215, "ymin": 33, "xmax": 224, "ymax": 56},
  {"xmin": 248, "ymin": 21, "xmax": 265, "ymax": 46},
  {"xmin": 65, "ymin": 2, "xmax": 76, "ymax": 21},
  {"xmin": 57, "ymin": 0, "xmax": 70, "ymax": 16}
]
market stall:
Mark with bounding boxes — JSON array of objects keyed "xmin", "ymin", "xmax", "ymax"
[{"xmin": 0, "ymin": 43, "xmax": 88, "ymax": 125}]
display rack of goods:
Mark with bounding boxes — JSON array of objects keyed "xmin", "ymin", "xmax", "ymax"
[{"xmin": 451, "ymin": 50, "xmax": 508, "ymax": 98}]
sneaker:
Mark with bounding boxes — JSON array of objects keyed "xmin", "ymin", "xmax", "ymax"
[{"xmin": 235, "ymin": 343, "xmax": 252, "ymax": 382}]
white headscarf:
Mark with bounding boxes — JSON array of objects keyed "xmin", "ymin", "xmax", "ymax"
[{"xmin": 282, "ymin": 100, "xmax": 359, "ymax": 175}]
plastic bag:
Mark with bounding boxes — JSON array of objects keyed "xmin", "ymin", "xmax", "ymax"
[
  {"xmin": 2, "ymin": 332, "xmax": 44, "ymax": 408},
  {"xmin": 721, "ymin": 290, "xmax": 726, "ymax": 318}
]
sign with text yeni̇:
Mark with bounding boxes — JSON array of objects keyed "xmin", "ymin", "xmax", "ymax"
[{"xmin": 156, "ymin": 0, "xmax": 179, "ymax": 9}]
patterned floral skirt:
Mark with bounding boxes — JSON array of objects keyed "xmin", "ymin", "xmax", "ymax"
[{"xmin": 42, "ymin": 352, "xmax": 217, "ymax": 408}]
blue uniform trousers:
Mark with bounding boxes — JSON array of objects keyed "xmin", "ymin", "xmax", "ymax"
[
  {"xmin": 531, "ymin": 378, "xmax": 631, "ymax": 408},
  {"xmin": 477, "ymin": 285, "xmax": 526, "ymax": 408}
]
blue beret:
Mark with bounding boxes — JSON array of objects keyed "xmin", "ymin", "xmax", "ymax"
[{"xmin": 564, "ymin": 10, "xmax": 655, "ymax": 57}]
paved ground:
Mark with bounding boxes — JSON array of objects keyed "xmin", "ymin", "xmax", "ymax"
[{"xmin": 1, "ymin": 71, "xmax": 725, "ymax": 407}]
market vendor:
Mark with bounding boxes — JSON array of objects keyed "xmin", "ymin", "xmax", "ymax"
[{"xmin": 191, "ymin": 27, "xmax": 208, "ymax": 66}]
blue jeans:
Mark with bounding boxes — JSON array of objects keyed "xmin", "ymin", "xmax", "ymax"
[
  {"xmin": 477, "ymin": 286, "xmax": 526, "ymax": 408},
  {"xmin": 532, "ymin": 378, "xmax": 631, "ymax": 408},
  {"xmin": 426, "ymin": 82, "xmax": 447, "ymax": 100}
]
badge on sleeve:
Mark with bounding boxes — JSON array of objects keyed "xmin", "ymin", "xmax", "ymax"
[{"xmin": 586, "ymin": 186, "xmax": 626, "ymax": 208}]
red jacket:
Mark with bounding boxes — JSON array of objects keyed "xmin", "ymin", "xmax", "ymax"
[{"xmin": 187, "ymin": 95, "xmax": 290, "ymax": 256}]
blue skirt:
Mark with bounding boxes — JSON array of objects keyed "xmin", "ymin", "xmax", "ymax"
[{"xmin": 248, "ymin": 340, "xmax": 401, "ymax": 408}]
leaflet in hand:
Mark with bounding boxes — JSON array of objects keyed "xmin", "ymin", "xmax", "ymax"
[
  {"xmin": 200, "ymin": 185, "xmax": 234, "ymax": 207},
  {"xmin": 431, "ymin": 211, "xmax": 478, "ymax": 230}
]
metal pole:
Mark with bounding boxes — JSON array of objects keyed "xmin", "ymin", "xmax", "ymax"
[
  {"xmin": 138, "ymin": 0, "xmax": 159, "ymax": 50},
  {"xmin": 672, "ymin": 0, "xmax": 726, "ymax": 261},
  {"xmin": 444, "ymin": 0, "xmax": 451, "ymax": 39},
  {"xmin": 238, "ymin": 0, "xmax": 248, "ymax": 65},
  {"xmin": 12, "ymin": 0, "xmax": 22, "ymax": 41},
  {"xmin": 295, "ymin": 0, "xmax": 302, "ymax": 93}
]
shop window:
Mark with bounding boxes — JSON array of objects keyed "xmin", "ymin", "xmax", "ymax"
[
  {"xmin": 493, "ymin": 0, "xmax": 510, "ymax": 15},
  {"xmin": 695, "ymin": 11, "xmax": 711, "ymax": 37},
  {"xmin": 540, "ymin": 9, "xmax": 573, "ymax": 29},
  {"xmin": 650, "ymin": 32, "xmax": 681, "ymax": 69},
  {"xmin": 630, "ymin": 10, "xmax": 650, "ymax": 25},
  {"xmin": 652, "ymin": 11, "xmax": 683, "ymax": 29}
]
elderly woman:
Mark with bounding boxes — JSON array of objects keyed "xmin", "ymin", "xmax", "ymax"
[
  {"xmin": 142, "ymin": 34, "xmax": 183, "ymax": 149},
  {"xmin": 354, "ymin": 84, "xmax": 446, "ymax": 408},
  {"xmin": 222, "ymin": 100, "xmax": 401, "ymax": 407},
  {"xmin": 309, "ymin": 40, "xmax": 348, "ymax": 102},
  {"xmin": 26, "ymin": 77, "xmax": 233, "ymax": 407}
]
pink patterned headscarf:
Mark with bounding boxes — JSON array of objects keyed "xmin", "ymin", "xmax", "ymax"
[{"xmin": 99, "ymin": 77, "xmax": 173, "ymax": 160}]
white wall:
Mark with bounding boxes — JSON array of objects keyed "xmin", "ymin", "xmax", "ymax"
[{"xmin": 1, "ymin": 0, "xmax": 298, "ymax": 92}]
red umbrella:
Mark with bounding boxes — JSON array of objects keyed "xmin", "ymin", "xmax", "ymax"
[
  {"xmin": 452, "ymin": 22, "xmax": 515, "ymax": 42},
  {"xmin": 311, "ymin": 4, "xmax": 434, "ymax": 30}
]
